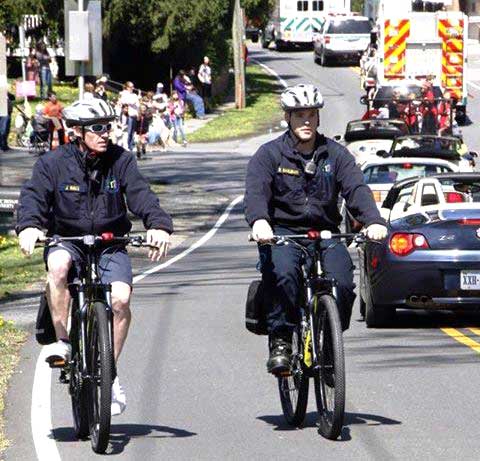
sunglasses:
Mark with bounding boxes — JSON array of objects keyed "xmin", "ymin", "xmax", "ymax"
[{"xmin": 84, "ymin": 123, "xmax": 112, "ymax": 133}]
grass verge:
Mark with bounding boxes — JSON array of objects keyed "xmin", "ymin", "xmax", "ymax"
[
  {"xmin": 0, "ymin": 235, "xmax": 45, "ymax": 300},
  {"xmin": 188, "ymin": 64, "xmax": 283, "ymax": 143},
  {"xmin": 0, "ymin": 317, "xmax": 27, "ymax": 454}
]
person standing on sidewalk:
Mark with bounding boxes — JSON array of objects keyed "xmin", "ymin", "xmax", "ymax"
[
  {"xmin": 198, "ymin": 56, "xmax": 212, "ymax": 113},
  {"xmin": 119, "ymin": 81, "xmax": 140, "ymax": 151},
  {"xmin": 35, "ymin": 42, "xmax": 53, "ymax": 100},
  {"xmin": 169, "ymin": 90, "xmax": 187, "ymax": 147},
  {"xmin": 0, "ymin": 88, "xmax": 15, "ymax": 152}
]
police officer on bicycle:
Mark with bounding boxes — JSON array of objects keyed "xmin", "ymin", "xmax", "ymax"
[
  {"xmin": 244, "ymin": 84, "xmax": 387, "ymax": 375},
  {"xmin": 16, "ymin": 98, "xmax": 173, "ymax": 415}
]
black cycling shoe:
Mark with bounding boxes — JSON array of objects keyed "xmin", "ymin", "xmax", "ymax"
[{"xmin": 267, "ymin": 338, "xmax": 292, "ymax": 375}]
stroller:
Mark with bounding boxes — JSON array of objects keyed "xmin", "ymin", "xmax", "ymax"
[{"xmin": 15, "ymin": 104, "xmax": 50, "ymax": 155}]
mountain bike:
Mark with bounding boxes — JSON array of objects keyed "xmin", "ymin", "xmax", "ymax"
[
  {"xmin": 40, "ymin": 233, "xmax": 145, "ymax": 453},
  {"xmin": 252, "ymin": 230, "xmax": 366, "ymax": 440}
]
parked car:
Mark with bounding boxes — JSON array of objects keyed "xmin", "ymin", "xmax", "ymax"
[
  {"xmin": 358, "ymin": 173, "xmax": 480, "ymax": 327},
  {"xmin": 313, "ymin": 15, "xmax": 371, "ymax": 66}
]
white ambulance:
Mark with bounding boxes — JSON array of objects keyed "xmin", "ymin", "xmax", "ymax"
[{"xmin": 262, "ymin": 0, "xmax": 351, "ymax": 50}]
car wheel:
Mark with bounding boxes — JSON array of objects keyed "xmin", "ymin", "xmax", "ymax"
[
  {"xmin": 359, "ymin": 296, "xmax": 366, "ymax": 319},
  {"xmin": 365, "ymin": 288, "xmax": 395, "ymax": 328}
]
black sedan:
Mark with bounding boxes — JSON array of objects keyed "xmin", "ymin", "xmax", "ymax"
[{"xmin": 358, "ymin": 173, "xmax": 480, "ymax": 327}]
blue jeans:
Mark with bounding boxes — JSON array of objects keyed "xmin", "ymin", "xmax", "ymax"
[
  {"xmin": 127, "ymin": 116, "xmax": 137, "ymax": 151},
  {"xmin": 258, "ymin": 227, "xmax": 355, "ymax": 335},
  {"xmin": 172, "ymin": 117, "xmax": 186, "ymax": 143},
  {"xmin": 185, "ymin": 92, "xmax": 205, "ymax": 118},
  {"xmin": 0, "ymin": 115, "xmax": 11, "ymax": 150},
  {"xmin": 40, "ymin": 67, "xmax": 52, "ymax": 99}
]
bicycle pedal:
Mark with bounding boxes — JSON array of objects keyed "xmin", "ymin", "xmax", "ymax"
[{"xmin": 48, "ymin": 359, "xmax": 66, "ymax": 369}]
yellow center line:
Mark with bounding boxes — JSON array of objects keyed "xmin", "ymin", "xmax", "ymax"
[
  {"xmin": 350, "ymin": 66, "xmax": 360, "ymax": 75},
  {"xmin": 468, "ymin": 327, "xmax": 480, "ymax": 337},
  {"xmin": 441, "ymin": 328, "xmax": 480, "ymax": 353}
]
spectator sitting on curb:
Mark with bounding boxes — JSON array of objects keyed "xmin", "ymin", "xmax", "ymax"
[
  {"xmin": 173, "ymin": 70, "xmax": 205, "ymax": 119},
  {"xmin": 153, "ymin": 82, "xmax": 171, "ymax": 128},
  {"xmin": 95, "ymin": 77, "xmax": 108, "ymax": 101},
  {"xmin": 43, "ymin": 91, "xmax": 65, "ymax": 149},
  {"xmin": 169, "ymin": 90, "xmax": 187, "ymax": 147},
  {"xmin": 198, "ymin": 56, "xmax": 212, "ymax": 114},
  {"xmin": 84, "ymin": 82, "xmax": 95, "ymax": 100}
]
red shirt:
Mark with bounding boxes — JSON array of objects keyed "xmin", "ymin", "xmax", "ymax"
[{"xmin": 43, "ymin": 101, "xmax": 63, "ymax": 118}]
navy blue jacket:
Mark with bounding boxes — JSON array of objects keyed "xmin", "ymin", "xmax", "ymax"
[
  {"xmin": 244, "ymin": 131, "xmax": 385, "ymax": 231},
  {"xmin": 16, "ymin": 142, "xmax": 173, "ymax": 236}
]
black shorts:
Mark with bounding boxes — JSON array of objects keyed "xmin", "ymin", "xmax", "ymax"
[{"xmin": 45, "ymin": 241, "xmax": 133, "ymax": 286}]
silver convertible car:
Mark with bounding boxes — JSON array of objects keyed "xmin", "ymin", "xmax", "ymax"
[{"xmin": 358, "ymin": 173, "xmax": 480, "ymax": 327}]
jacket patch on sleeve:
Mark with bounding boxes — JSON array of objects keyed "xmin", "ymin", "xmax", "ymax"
[
  {"xmin": 278, "ymin": 167, "xmax": 300, "ymax": 177},
  {"xmin": 60, "ymin": 183, "xmax": 81, "ymax": 192}
]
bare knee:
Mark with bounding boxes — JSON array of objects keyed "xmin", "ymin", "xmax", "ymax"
[
  {"xmin": 112, "ymin": 282, "xmax": 131, "ymax": 319},
  {"xmin": 47, "ymin": 250, "xmax": 72, "ymax": 287}
]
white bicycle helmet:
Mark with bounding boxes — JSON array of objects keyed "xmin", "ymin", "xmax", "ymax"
[
  {"xmin": 63, "ymin": 98, "xmax": 116, "ymax": 127},
  {"xmin": 280, "ymin": 84, "xmax": 324, "ymax": 111}
]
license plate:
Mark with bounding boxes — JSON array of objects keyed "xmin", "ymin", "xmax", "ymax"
[{"xmin": 460, "ymin": 271, "xmax": 480, "ymax": 290}]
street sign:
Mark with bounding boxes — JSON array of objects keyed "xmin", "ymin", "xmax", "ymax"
[
  {"xmin": 0, "ymin": 34, "xmax": 7, "ymax": 117},
  {"xmin": 64, "ymin": 0, "xmax": 102, "ymax": 76},
  {"xmin": 68, "ymin": 11, "xmax": 90, "ymax": 61}
]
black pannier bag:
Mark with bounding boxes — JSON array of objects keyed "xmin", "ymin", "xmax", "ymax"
[
  {"xmin": 245, "ymin": 280, "xmax": 268, "ymax": 335},
  {"xmin": 35, "ymin": 292, "xmax": 56, "ymax": 345}
]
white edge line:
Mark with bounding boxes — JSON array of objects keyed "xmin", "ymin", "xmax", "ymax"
[
  {"xmin": 251, "ymin": 59, "xmax": 288, "ymax": 88},
  {"xmin": 31, "ymin": 348, "xmax": 61, "ymax": 461},
  {"xmin": 31, "ymin": 194, "xmax": 244, "ymax": 460}
]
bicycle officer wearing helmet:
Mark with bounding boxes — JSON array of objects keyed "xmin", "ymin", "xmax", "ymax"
[
  {"xmin": 16, "ymin": 98, "xmax": 173, "ymax": 415},
  {"xmin": 244, "ymin": 84, "xmax": 387, "ymax": 375}
]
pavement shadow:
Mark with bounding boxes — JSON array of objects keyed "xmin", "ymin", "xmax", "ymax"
[
  {"xmin": 257, "ymin": 410, "xmax": 401, "ymax": 441},
  {"xmin": 53, "ymin": 423, "xmax": 197, "ymax": 455}
]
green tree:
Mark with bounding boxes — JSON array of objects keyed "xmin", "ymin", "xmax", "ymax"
[
  {"xmin": 351, "ymin": 0, "xmax": 365, "ymax": 13},
  {"xmin": 242, "ymin": 0, "xmax": 276, "ymax": 27}
]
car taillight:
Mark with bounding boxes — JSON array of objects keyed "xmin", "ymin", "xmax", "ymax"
[
  {"xmin": 389, "ymin": 233, "xmax": 429, "ymax": 256},
  {"xmin": 325, "ymin": 35, "xmax": 331, "ymax": 44},
  {"xmin": 458, "ymin": 218, "xmax": 480, "ymax": 225},
  {"xmin": 101, "ymin": 232, "xmax": 114, "ymax": 241},
  {"xmin": 402, "ymin": 163, "xmax": 412, "ymax": 169},
  {"xmin": 445, "ymin": 192, "xmax": 465, "ymax": 203}
]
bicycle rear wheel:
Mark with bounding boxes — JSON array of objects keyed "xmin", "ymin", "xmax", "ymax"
[
  {"xmin": 69, "ymin": 303, "xmax": 89, "ymax": 439},
  {"xmin": 313, "ymin": 294, "xmax": 345, "ymax": 440},
  {"xmin": 278, "ymin": 326, "xmax": 309, "ymax": 426},
  {"xmin": 87, "ymin": 301, "xmax": 113, "ymax": 454}
]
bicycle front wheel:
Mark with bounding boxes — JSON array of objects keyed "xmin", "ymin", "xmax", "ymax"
[
  {"xmin": 87, "ymin": 301, "xmax": 114, "ymax": 454},
  {"xmin": 69, "ymin": 303, "xmax": 89, "ymax": 439},
  {"xmin": 278, "ymin": 326, "xmax": 309, "ymax": 426},
  {"xmin": 313, "ymin": 294, "xmax": 345, "ymax": 440}
]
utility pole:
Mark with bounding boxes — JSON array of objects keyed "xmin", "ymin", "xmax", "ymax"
[
  {"xmin": 78, "ymin": 0, "xmax": 85, "ymax": 99},
  {"xmin": 18, "ymin": 23, "xmax": 28, "ymax": 105},
  {"xmin": 232, "ymin": 0, "xmax": 246, "ymax": 109}
]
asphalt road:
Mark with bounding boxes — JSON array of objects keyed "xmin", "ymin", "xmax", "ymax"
[{"xmin": 5, "ymin": 45, "xmax": 480, "ymax": 460}]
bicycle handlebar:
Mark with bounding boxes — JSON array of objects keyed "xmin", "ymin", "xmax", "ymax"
[
  {"xmin": 37, "ymin": 233, "xmax": 147, "ymax": 247},
  {"xmin": 248, "ymin": 230, "xmax": 368, "ymax": 244}
]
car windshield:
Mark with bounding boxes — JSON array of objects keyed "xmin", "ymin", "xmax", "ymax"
[
  {"xmin": 372, "ymin": 85, "xmax": 443, "ymax": 108},
  {"xmin": 391, "ymin": 136, "xmax": 461, "ymax": 159},
  {"xmin": 327, "ymin": 20, "xmax": 371, "ymax": 34},
  {"xmin": 345, "ymin": 119, "xmax": 409, "ymax": 142},
  {"xmin": 364, "ymin": 163, "xmax": 452, "ymax": 184}
]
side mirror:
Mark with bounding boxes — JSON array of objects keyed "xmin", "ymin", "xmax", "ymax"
[
  {"xmin": 376, "ymin": 150, "xmax": 389, "ymax": 158},
  {"xmin": 333, "ymin": 134, "xmax": 342, "ymax": 141},
  {"xmin": 360, "ymin": 95, "xmax": 368, "ymax": 105}
]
